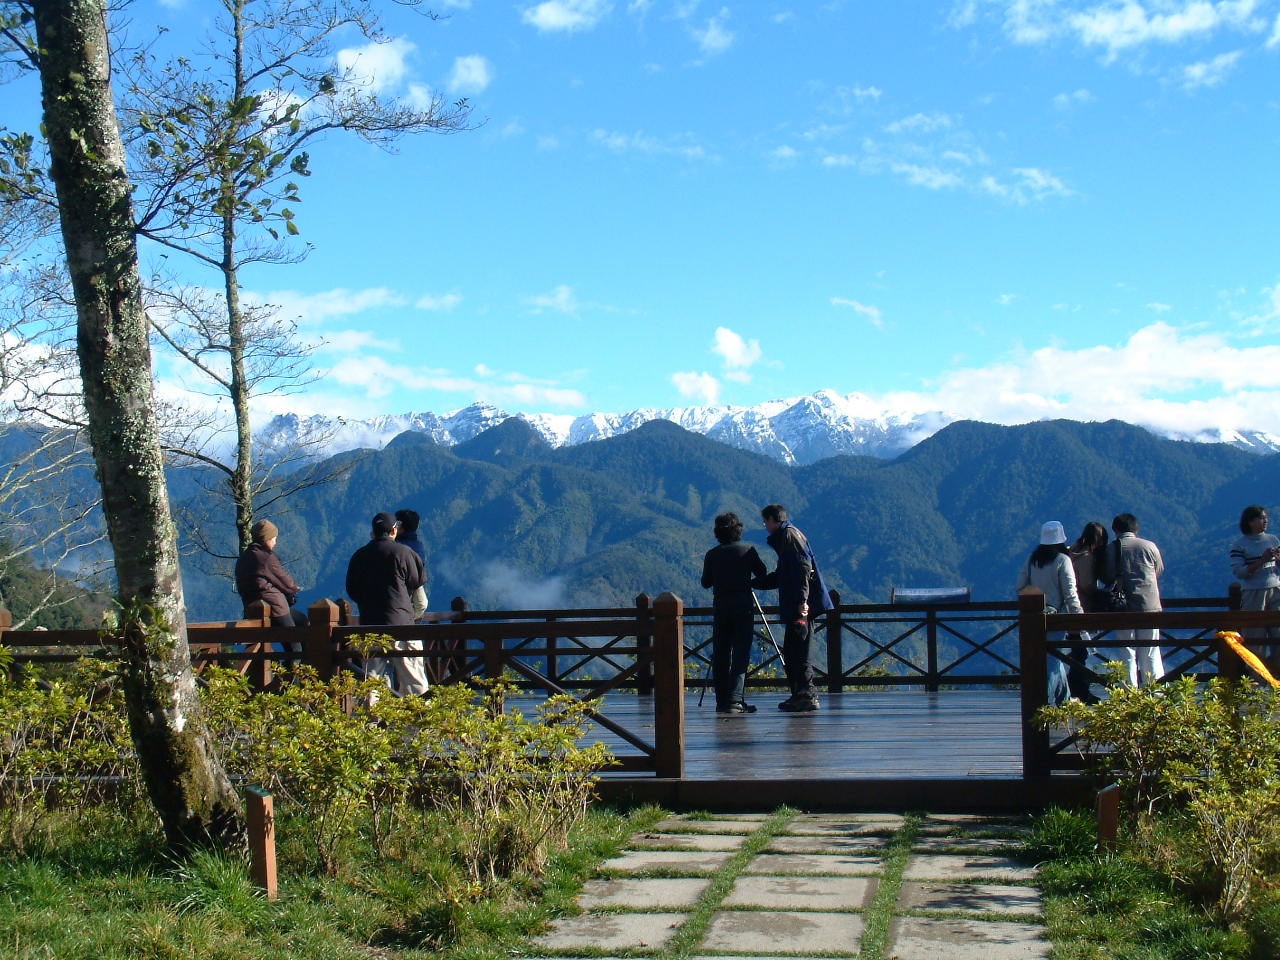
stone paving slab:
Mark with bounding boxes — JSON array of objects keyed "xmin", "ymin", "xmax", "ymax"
[
  {"xmin": 702, "ymin": 910, "xmax": 864, "ymax": 954},
  {"xmin": 577, "ymin": 877, "xmax": 712, "ymax": 909},
  {"xmin": 910, "ymin": 835, "xmax": 1024, "ymax": 854},
  {"xmin": 790, "ymin": 812, "xmax": 906, "ymax": 825},
  {"xmin": 916, "ymin": 821, "xmax": 1031, "ymax": 837},
  {"xmin": 650, "ymin": 818, "xmax": 759, "ymax": 833},
  {"xmin": 783, "ymin": 819, "xmax": 900, "ymax": 836},
  {"xmin": 902, "ymin": 854, "xmax": 1037, "ymax": 883},
  {"xmin": 598, "ymin": 850, "xmax": 736, "ymax": 874},
  {"xmin": 766, "ymin": 835, "xmax": 886, "ymax": 854},
  {"xmin": 744, "ymin": 853, "xmax": 882, "ymax": 876},
  {"xmin": 898, "ymin": 881, "xmax": 1043, "ymax": 916},
  {"xmin": 630, "ymin": 832, "xmax": 747, "ymax": 851},
  {"xmin": 889, "ymin": 917, "xmax": 1051, "ymax": 959},
  {"xmin": 532, "ymin": 912, "xmax": 686, "ymax": 951},
  {"xmin": 723, "ymin": 875, "xmax": 877, "ymax": 910}
]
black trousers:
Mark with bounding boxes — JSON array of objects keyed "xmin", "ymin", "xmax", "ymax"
[
  {"xmin": 782, "ymin": 618, "xmax": 816, "ymax": 698},
  {"xmin": 712, "ymin": 605, "xmax": 754, "ymax": 708}
]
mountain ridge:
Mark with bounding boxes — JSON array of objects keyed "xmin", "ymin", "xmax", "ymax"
[{"xmin": 260, "ymin": 389, "xmax": 1280, "ymax": 465}]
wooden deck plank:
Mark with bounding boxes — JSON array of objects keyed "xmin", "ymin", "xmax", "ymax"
[{"xmin": 568, "ymin": 689, "xmax": 1024, "ymax": 780}]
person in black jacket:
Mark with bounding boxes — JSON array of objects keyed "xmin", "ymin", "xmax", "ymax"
[
  {"xmin": 701, "ymin": 512, "xmax": 768, "ymax": 714},
  {"xmin": 346, "ymin": 512, "xmax": 429, "ymax": 695},
  {"xmin": 234, "ymin": 519, "xmax": 307, "ymax": 658},
  {"xmin": 757, "ymin": 503, "xmax": 834, "ymax": 712}
]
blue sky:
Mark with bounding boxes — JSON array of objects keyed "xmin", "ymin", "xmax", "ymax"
[{"xmin": 7, "ymin": 0, "xmax": 1280, "ymax": 436}]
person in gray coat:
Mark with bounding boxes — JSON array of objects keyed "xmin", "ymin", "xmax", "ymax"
[{"xmin": 1099, "ymin": 512, "xmax": 1165, "ymax": 685}]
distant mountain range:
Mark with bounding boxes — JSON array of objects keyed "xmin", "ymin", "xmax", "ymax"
[
  {"xmin": 175, "ymin": 416, "xmax": 1280, "ymax": 629},
  {"xmin": 260, "ymin": 389, "xmax": 1280, "ymax": 465}
]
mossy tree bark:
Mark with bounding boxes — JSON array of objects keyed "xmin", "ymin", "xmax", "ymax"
[{"xmin": 30, "ymin": 0, "xmax": 244, "ymax": 848}]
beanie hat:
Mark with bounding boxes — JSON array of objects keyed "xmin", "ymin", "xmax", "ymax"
[{"xmin": 251, "ymin": 519, "xmax": 278, "ymax": 543}]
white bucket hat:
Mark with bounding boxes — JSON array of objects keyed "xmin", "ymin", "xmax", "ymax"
[{"xmin": 1040, "ymin": 520, "xmax": 1067, "ymax": 545}]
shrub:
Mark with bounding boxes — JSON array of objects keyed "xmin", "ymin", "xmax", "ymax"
[
  {"xmin": 414, "ymin": 681, "xmax": 612, "ymax": 882},
  {"xmin": 1040, "ymin": 676, "xmax": 1280, "ymax": 922},
  {"xmin": 0, "ymin": 657, "xmax": 142, "ymax": 851}
]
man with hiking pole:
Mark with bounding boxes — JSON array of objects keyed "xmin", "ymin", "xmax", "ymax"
[
  {"xmin": 700, "ymin": 512, "xmax": 769, "ymax": 714},
  {"xmin": 757, "ymin": 504, "xmax": 835, "ymax": 712}
]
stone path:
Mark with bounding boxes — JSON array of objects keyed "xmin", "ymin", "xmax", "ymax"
[{"xmin": 527, "ymin": 810, "xmax": 1050, "ymax": 959}]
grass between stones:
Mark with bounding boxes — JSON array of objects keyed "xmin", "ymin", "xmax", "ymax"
[
  {"xmin": 850, "ymin": 812, "xmax": 919, "ymax": 960},
  {"xmin": 654, "ymin": 807, "xmax": 795, "ymax": 960}
]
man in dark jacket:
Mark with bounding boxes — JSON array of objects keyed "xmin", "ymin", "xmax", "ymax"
[
  {"xmin": 395, "ymin": 508, "xmax": 429, "ymax": 618},
  {"xmin": 757, "ymin": 503, "xmax": 833, "ymax": 712},
  {"xmin": 346, "ymin": 512, "xmax": 429, "ymax": 695},
  {"xmin": 234, "ymin": 519, "xmax": 307, "ymax": 628}
]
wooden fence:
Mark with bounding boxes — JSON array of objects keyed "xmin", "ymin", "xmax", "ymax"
[{"xmin": 4, "ymin": 587, "xmax": 1276, "ymax": 781}]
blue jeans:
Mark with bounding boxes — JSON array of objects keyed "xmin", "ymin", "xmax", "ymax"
[{"xmin": 1047, "ymin": 630, "xmax": 1070, "ymax": 706}]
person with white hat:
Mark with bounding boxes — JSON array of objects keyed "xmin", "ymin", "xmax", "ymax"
[{"xmin": 1016, "ymin": 520, "xmax": 1084, "ymax": 705}]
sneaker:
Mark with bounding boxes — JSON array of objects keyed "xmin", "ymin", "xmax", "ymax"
[
  {"xmin": 778, "ymin": 696, "xmax": 820, "ymax": 712},
  {"xmin": 718, "ymin": 702, "xmax": 757, "ymax": 714}
]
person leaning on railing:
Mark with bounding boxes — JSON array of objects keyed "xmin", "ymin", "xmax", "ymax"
[
  {"xmin": 234, "ymin": 519, "xmax": 308, "ymax": 656},
  {"xmin": 1230, "ymin": 504, "xmax": 1280, "ymax": 664}
]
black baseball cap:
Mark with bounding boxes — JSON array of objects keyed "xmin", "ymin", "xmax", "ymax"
[{"xmin": 372, "ymin": 512, "xmax": 397, "ymax": 534}]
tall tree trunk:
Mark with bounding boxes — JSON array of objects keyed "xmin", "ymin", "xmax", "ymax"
[{"xmin": 32, "ymin": 0, "xmax": 244, "ymax": 848}]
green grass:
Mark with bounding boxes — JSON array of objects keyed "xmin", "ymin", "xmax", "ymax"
[
  {"xmin": 1029, "ymin": 808, "xmax": 1279, "ymax": 960},
  {"xmin": 0, "ymin": 802, "xmax": 660, "ymax": 960}
]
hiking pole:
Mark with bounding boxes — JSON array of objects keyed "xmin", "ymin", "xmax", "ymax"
[{"xmin": 752, "ymin": 591, "xmax": 785, "ymax": 664}]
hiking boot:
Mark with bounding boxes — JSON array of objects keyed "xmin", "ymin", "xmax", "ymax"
[
  {"xmin": 778, "ymin": 695, "xmax": 820, "ymax": 712},
  {"xmin": 718, "ymin": 702, "xmax": 757, "ymax": 714}
]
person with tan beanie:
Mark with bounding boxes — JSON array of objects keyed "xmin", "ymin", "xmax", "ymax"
[{"xmin": 234, "ymin": 519, "xmax": 308, "ymax": 633}]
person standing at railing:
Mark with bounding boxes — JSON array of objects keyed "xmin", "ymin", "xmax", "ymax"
[
  {"xmin": 1016, "ymin": 521, "xmax": 1080, "ymax": 706},
  {"xmin": 395, "ymin": 508, "xmax": 430, "ymax": 619},
  {"xmin": 345, "ymin": 512, "xmax": 430, "ymax": 697},
  {"xmin": 1099, "ymin": 512, "xmax": 1166, "ymax": 685},
  {"xmin": 757, "ymin": 503, "xmax": 833, "ymax": 713},
  {"xmin": 702, "ymin": 512, "xmax": 768, "ymax": 715},
  {"xmin": 1229, "ymin": 504, "xmax": 1280, "ymax": 664},
  {"xmin": 1065, "ymin": 521, "xmax": 1108, "ymax": 702},
  {"xmin": 234, "ymin": 519, "xmax": 308, "ymax": 657}
]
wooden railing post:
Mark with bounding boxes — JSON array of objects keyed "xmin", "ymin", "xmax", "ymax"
[
  {"xmin": 245, "ymin": 785, "xmax": 278, "ymax": 901},
  {"xmin": 1221, "ymin": 583, "xmax": 1245, "ymax": 681},
  {"xmin": 1019, "ymin": 587, "xmax": 1051, "ymax": 778},
  {"xmin": 0, "ymin": 607, "xmax": 10, "ymax": 675},
  {"xmin": 826, "ymin": 590, "xmax": 843, "ymax": 693},
  {"xmin": 306, "ymin": 599, "xmax": 339, "ymax": 680},
  {"xmin": 925, "ymin": 606, "xmax": 940, "ymax": 693},
  {"xmin": 1096, "ymin": 783, "xmax": 1120, "ymax": 853},
  {"xmin": 635, "ymin": 594, "xmax": 653, "ymax": 696},
  {"xmin": 245, "ymin": 600, "xmax": 272, "ymax": 690},
  {"xmin": 545, "ymin": 615, "xmax": 558, "ymax": 691},
  {"xmin": 484, "ymin": 636, "xmax": 503, "ymax": 680},
  {"xmin": 653, "ymin": 592, "xmax": 685, "ymax": 779}
]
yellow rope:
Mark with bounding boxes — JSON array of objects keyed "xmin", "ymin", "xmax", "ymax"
[{"xmin": 1216, "ymin": 631, "xmax": 1280, "ymax": 689}]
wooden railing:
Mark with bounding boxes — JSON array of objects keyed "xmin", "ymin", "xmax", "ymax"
[
  {"xmin": 0, "ymin": 594, "xmax": 687, "ymax": 778},
  {"xmin": 1016, "ymin": 587, "xmax": 1277, "ymax": 779}
]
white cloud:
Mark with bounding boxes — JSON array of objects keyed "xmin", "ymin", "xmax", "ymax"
[
  {"xmin": 690, "ymin": 7, "xmax": 735, "ymax": 56},
  {"xmin": 248, "ymin": 287, "xmax": 408, "ymax": 326},
  {"xmin": 416, "ymin": 292, "xmax": 463, "ymax": 312},
  {"xmin": 591, "ymin": 128, "xmax": 710, "ymax": 160},
  {"xmin": 981, "ymin": 167, "xmax": 1072, "ymax": 204},
  {"xmin": 526, "ymin": 284, "xmax": 580, "ymax": 314},
  {"xmin": 770, "ymin": 145, "xmax": 799, "ymax": 160},
  {"xmin": 1146, "ymin": 301, "xmax": 1173, "ymax": 313},
  {"xmin": 336, "ymin": 37, "xmax": 416, "ymax": 93},
  {"xmin": 831, "ymin": 297, "xmax": 884, "ymax": 328},
  {"xmin": 879, "ymin": 321, "xmax": 1280, "ymax": 438},
  {"xmin": 537, "ymin": 135, "xmax": 561, "ymax": 150},
  {"xmin": 322, "ymin": 355, "xmax": 586, "ymax": 407},
  {"xmin": 1183, "ymin": 49, "xmax": 1244, "ymax": 88},
  {"xmin": 672, "ymin": 370, "xmax": 721, "ymax": 405},
  {"xmin": 996, "ymin": 293, "xmax": 1017, "ymax": 305},
  {"xmin": 1053, "ymin": 88, "xmax": 1095, "ymax": 109},
  {"xmin": 522, "ymin": 0, "xmax": 612, "ymax": 32},
  {"xmin": 821, "ymin": 153, "xmax": 857, "ymax": 167},
  {"xmin": 962, "ymin": 0, "xmax": 1266, "ymax": 63},
  {"xmin": 1269, "ymin": 11, "xmax": 1280, "ymax": 46},
  {"xmin": 711, "ymin": 326, "xmax": 762, "ymax": 372},
  {"xmin": 448, "ymin": 55, "xmax": 493, "ymax": 95},
  {"xmin": 886, "ymin": 112, "xmax": 955, "ymax": 134}
]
